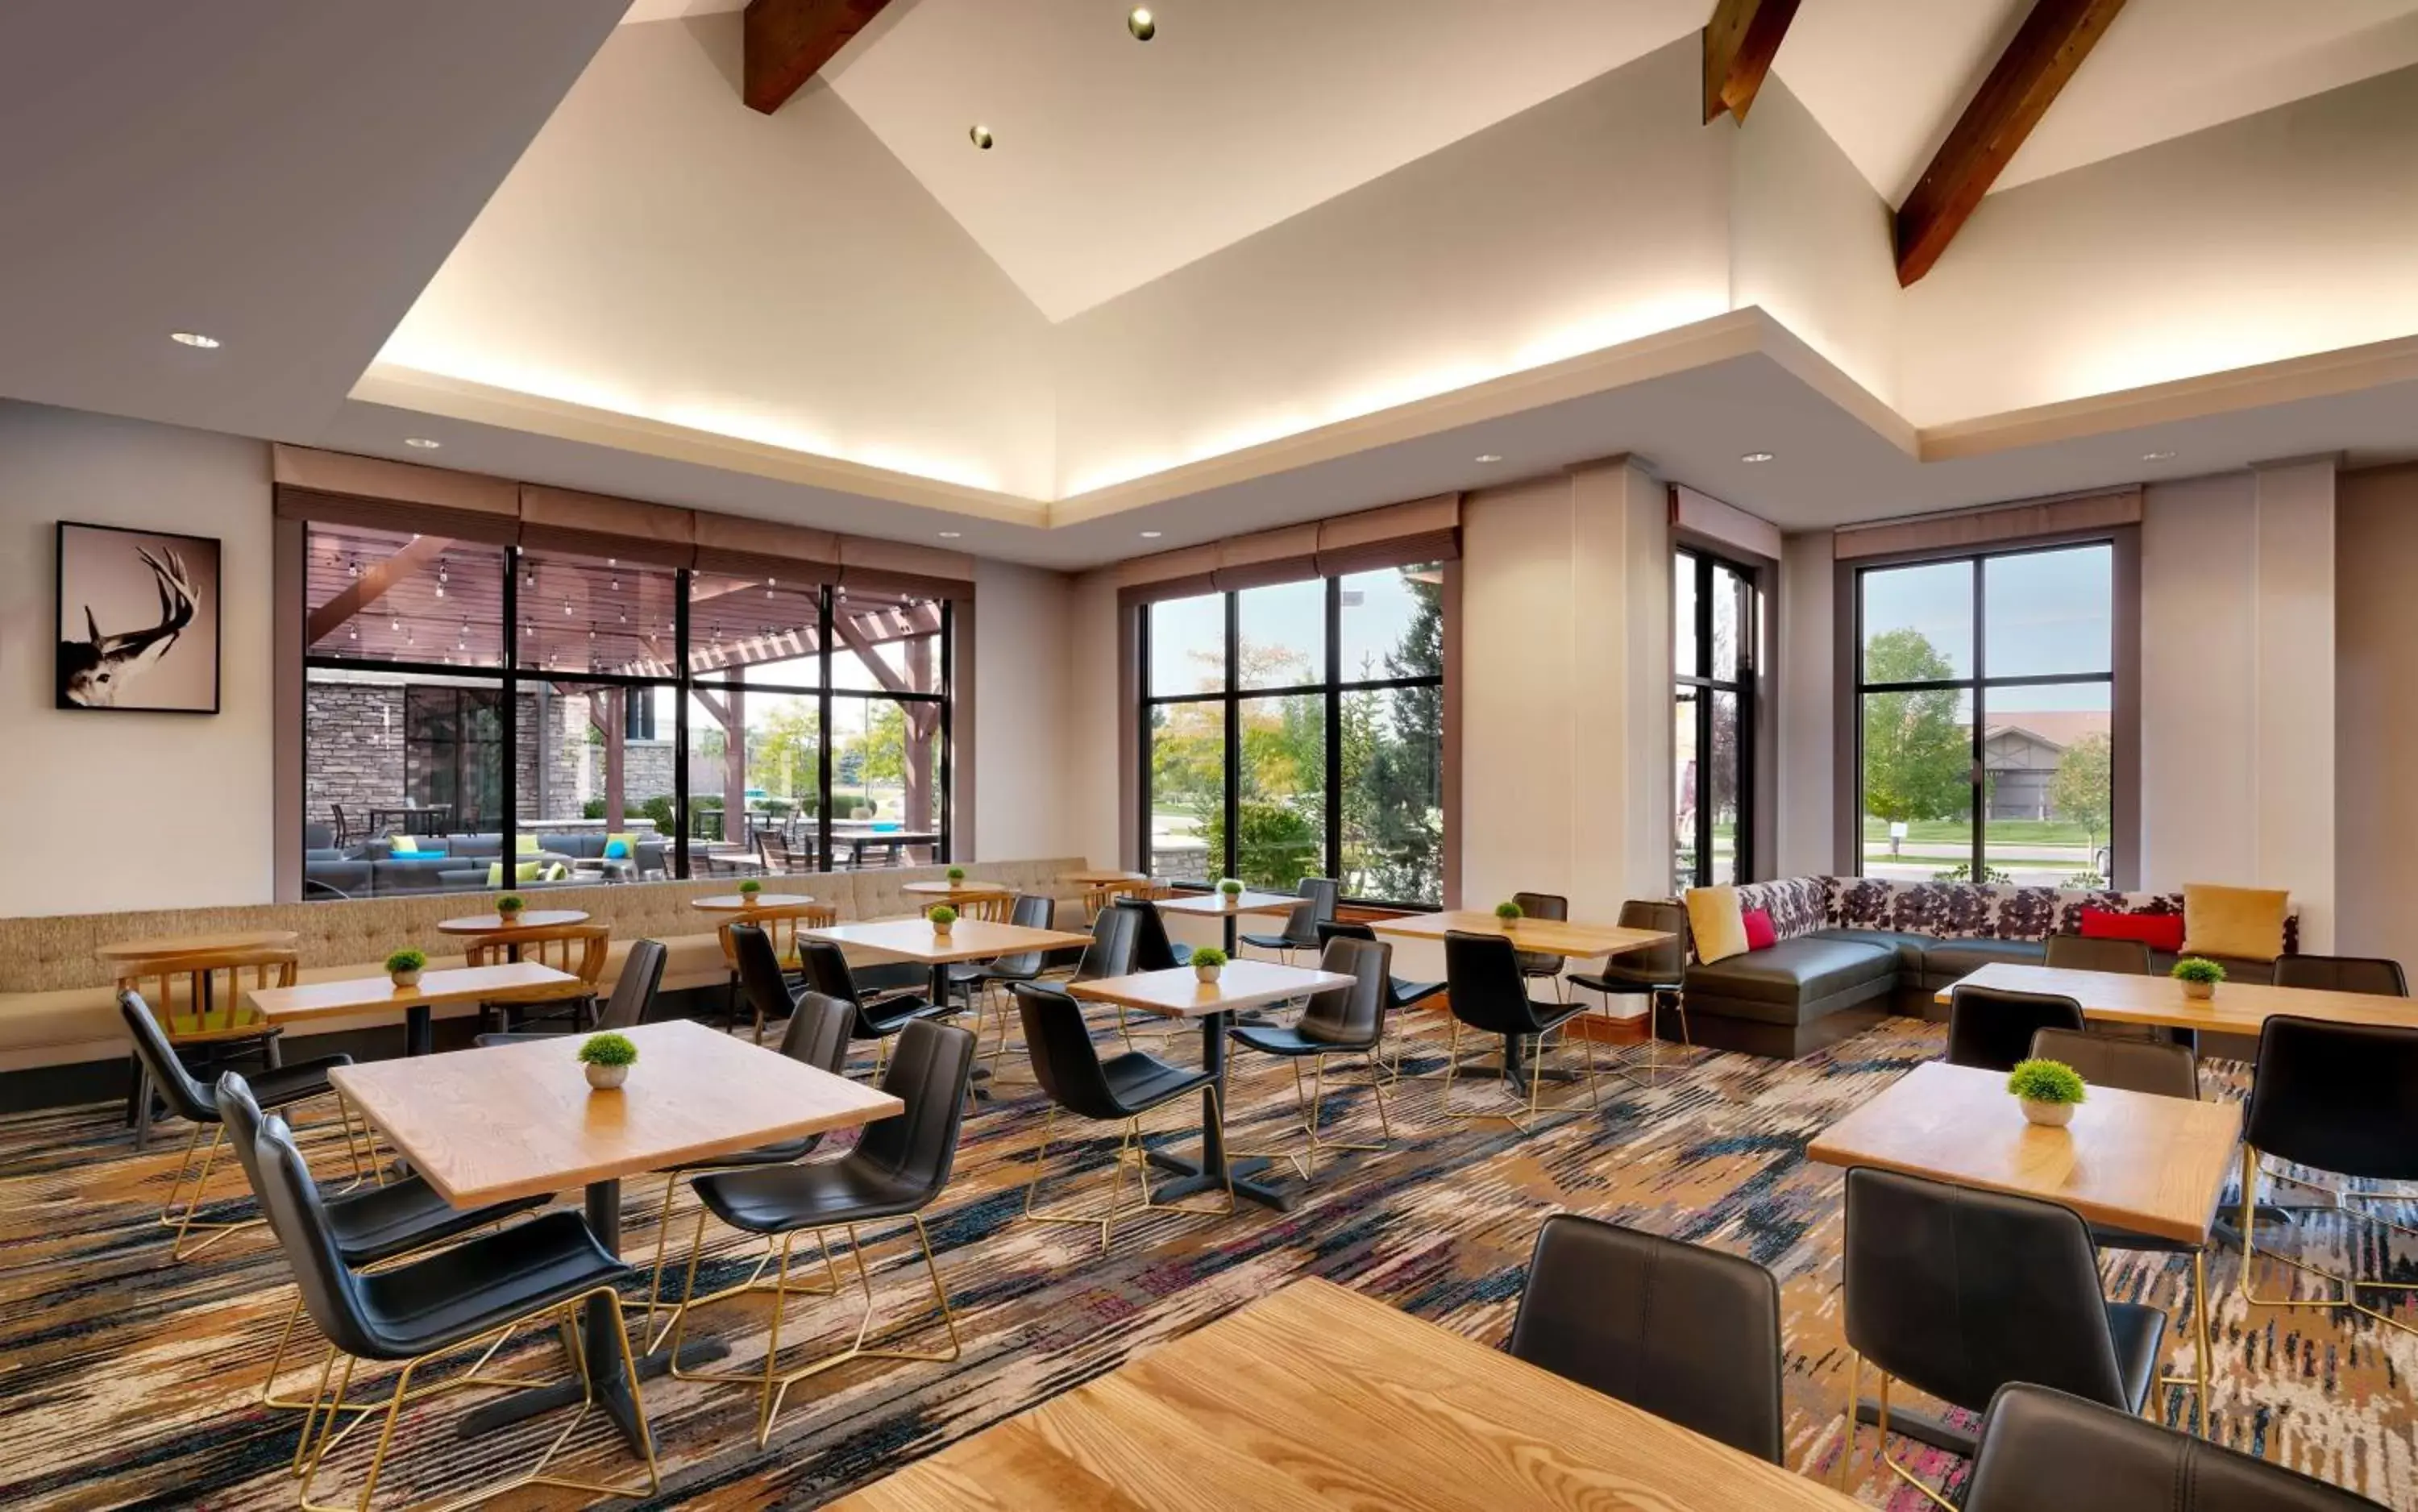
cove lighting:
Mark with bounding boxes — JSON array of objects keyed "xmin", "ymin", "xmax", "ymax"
[{"xmin": 169, "ymin": 331, "xmax": 221, "ymax": 349}]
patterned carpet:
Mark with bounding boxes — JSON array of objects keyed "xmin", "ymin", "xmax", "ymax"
[{"xmin": 1, "ymin": 1011, "xmax": 2411, "ymax": 1510}]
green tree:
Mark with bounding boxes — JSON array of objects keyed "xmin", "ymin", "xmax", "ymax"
[
  {"xmin": 2050, "ymin": 730, "xmax": 2113, "ymax": 851},
  {"xmin": 1860, "ymin": 628, "xmax": 1970, "ymax": 825},
  {"xmin": 1343, "ymin": 569, "xmax": 1444, "ymax": 903},
  {"xmin": 746, "ymin": 701, "xmax": 820, "ymax": 800}
]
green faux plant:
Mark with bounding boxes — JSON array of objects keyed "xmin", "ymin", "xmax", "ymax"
[
  {"xmin": 1494, "ymin": 899, "xmax": 1523, "ymax": 921},
  {"xmin": 2006, "ymin": 1058, "xmax": 2088, "ymax": 1106},
  {"xmin": 946, "ymin": 866, "xmax": 966, "ymax": 883},
  {"xmin": 928, "ymin": 904, "xmax": 958, "ymax": 927},
  {"xmin": 496, "ymin": 893, "xmax": 525, "ymax": 912},
  {"xmin": 1218, "ymin": 879, "xmax": 1244, "ymax": 896},
  {"xmin": 2171, "ymin": 957, "xmax": 2226, "ymax": 985},
  {"xmin": 737, "ymin": 879, "xmax": 762, "ymax": 895},
  {"xmin": 577, "ymin": 1032, "xmax": 638, "ymax": 1068},
  {"xmin": 1190, "ymin": 946, "xmax": 1230, "ymax": 968},
  {"xmin": 383, "ymin": 948, "xmax": 426, "ymax": 974}
]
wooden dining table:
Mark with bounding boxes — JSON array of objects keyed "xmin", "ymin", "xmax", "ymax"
[
  {"xmin": 1070, "ymin": 961, "xmax": 1352, "ymax": 1212},
  {"xmin": 433, "ymin": 909, "xmax": 590, "ymax": 936},
  {"xmin": 1153, "ymin": 887, "xmax": 1299, "ymax": 955},
  {"xmin": 1370, "ymin": 910, "xmax": 1676, "ymax": 1084},
  {"xmin": 808, "ymin": 916, "xmax": 1096, "ymax": 1088},
  {"xmin": 329, "ymin": 1020, "xmax": 903, "ymax": 1453},
  {"xmin": 248, "ymin": 962, "xmax": 580, "ymax": 1057},
  {"xmin": 1937, "ymin": 961, "xmax": 2418, "ymax": 1034},
  {"xmin": 831, "ymin": 1277, "xmax": 1863, "ymax": 1510}
]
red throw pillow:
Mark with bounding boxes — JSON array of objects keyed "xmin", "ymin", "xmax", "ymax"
[
  {"xmin": 2079, "ymin": 907, "xmax": 2183, "ymax": 953},
  {"xmin": 1741, "ymin": 908, "xmax": 1777, "ymax": 951}
]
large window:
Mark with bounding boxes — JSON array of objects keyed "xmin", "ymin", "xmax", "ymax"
[
  {"xmin": 1854, "ymin": 542, "xmax": 2113, "ymax": 885},
  {"xmin": 301, "ymin": 523, "xmax": 953, "ymax": 897},
  {"xmin": 1674, "ymin": 547, "xmax": 1756, "ymax": 890},
  {"xmin": 1140, "ymin": 564, "xmax": 1445, "ymax": 908}
]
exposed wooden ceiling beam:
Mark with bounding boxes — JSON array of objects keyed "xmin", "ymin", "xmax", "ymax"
[
  {"xmin": 1701, "ymin": 0, "xmax": 1803, "ymax": 124},
  {"xmin": 305, "ymin": 535, "xmax": 451, "ymax": 645},
  {"xmin": 1893, "ymin": 0, "xmax": 2128, "ymax": 286},
  {"xmin": 743, "ymin": 0, "xmax": 893, "ymax": 115}
]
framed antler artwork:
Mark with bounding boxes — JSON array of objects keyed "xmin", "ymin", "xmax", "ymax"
[{"xmin": 54, "ymin": 521, "xmax": 221, "ymax": 712}]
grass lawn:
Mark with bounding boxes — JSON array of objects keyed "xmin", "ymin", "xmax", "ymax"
[{"xmin": 1859, "ymin": 817, "xmax": 2099, "ymax": 846}]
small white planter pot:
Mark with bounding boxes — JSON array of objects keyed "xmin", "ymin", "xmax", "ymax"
[
  {"xmin": 586, "ymin": 1062, "xmax": 629, "ymax": 1090},
  {"xmin": 389, "ymin": 970, "xmax": 421, "ymax": 989},
  {"xmin": 1195, "ymin": 964, "xmax": 1224, "ymax": 985},
  {"xmin": 741, "ymin": 893, "xmax": 761, "ymax": 908},
  {"xmin": 2019, "ymin": 1097, "xmax": 2075, "ymax": 1128},
  {"xmin": 2181, "ymin": 978, "xmax": 2216, "ymax": 1001}
]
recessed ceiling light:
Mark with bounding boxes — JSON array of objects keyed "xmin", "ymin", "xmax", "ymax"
[
  {"xmin": 1473, "ymin": 453, "xmax": 1504, "ymax": 463},
  {"xmin": 2141, "ymin": 450, "xmax": 2175, "ymax": 461},
  {"xmin": 1740, "ymin": 451, "xmax": 1775, "ymax": 463},
  {"xmin": 937, "ymin": 530, "xmax": 962, "ymax": 538},
  {"xmin": 1140, "ymin": 530, "xmax": 1163, "ymax": 538},
  {"xmin": 969, "ymin": 123, "xmax": 994, "ymax": 150},
  {"xmin": 1127, "ymin": 7, "xmax": 1156, "ymax": 40},
  {"xmin": 169, "ymin": 331, "xmax": 221, "ymax": 349},
  {"xmin": 403, "ymin": 437, "xmax": 442, "ymax": 450}
]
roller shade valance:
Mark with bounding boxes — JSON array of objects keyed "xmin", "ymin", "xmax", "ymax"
[
  {"xmin": 517, "ymin": 485, "xmax": 696, "ymax": 568},
  {"xmin": 1834, "ymin": 488, "xmax": 2142, "ymax": 561},
  {"xmin": 271, "ymin": 446, "xmax": 521, "ymax": 546},
  {"xmin": 692, "ymin": 513, "xmax": 843, "ymax": 585},
  {"xmin": 1113, "ymin": 494, "xmax": 1460, "ymax": 607}
]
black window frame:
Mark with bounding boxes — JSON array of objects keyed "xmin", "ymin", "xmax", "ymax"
[
  {"xmin": 1136, "ymin": 567, "xmax": 1447, "ymax": 910},
  {"xmin": 1674, "ymin": 544, "xmax": 1758, "ymax": 891}
]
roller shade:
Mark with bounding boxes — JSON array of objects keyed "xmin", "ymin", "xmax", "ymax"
[
  {"xmin": 1835, "ymin": 488, "xmax": 2142, "ymax": 560},
  {"xmin": 837, "ymin": 536, "xmax": 976, "ymax": 600}
]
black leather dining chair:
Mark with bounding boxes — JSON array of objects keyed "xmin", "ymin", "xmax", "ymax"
[
  {"xmin": 1319, "ymin": 919, "xmax": 1440, "ymax": 1081},
  {"xmin": 1945, "ymin": 983, "xmax": 2086, "ymax": 1072},
  {"xmin": 215, "ymin": 1072, "xmax": 546, "ymax": 1443},
  {"xmin": 248, "ymin": 1111, "xmax": 659, "ymax": 1506},
  {"xmin": 2271, "ymin": 953, "xmax": 2408, "ymax": 996},
  {"xmin": 800, "ymin": 937, "xmax": 949, "ymax": 1078},
  {"xmin": 2238, "ymin": 1014, "xmax": 2418, "ymax": 1338},
  {"xmin": 1115, "ymin": 894, "xmax": 1193, "ymax": 968},
  {"xmin": 1964, "ymin": 1382, "xmax": 2387, "ymax": 1511},
  {"xmin": 1510, "ymin": 890, "xmax": 1571, "ymax": 994},
  {"xmin": 1838, "ymin": 1167, "xmax": 2164, "ymax": 1502},
  {"xmin": 1241, "ymin": 876, "xmax": 1339, "ymax": 961},
  {"xmin": 1228, "ymin": 936, "xmax": 1394, "ymax": 1178},
  {"xmin": 1568, "ymin": 899, "xmax": 1691, "ymax": 1084},
  {"xmin": 668, "ymin": 1019, "xmax": 976, "ymax": 1447},
  {"xmin": 120, "ymin": 989, "xmax": 364, "ymax": 1260},
  {"xmin": 1016, "ymin": 982, "xmax": 1231, "ymax": 1251},
  {"xmin": 1440, "ymin": 930, "xmax": 1597, "ymax": 1131},
  {"xmin": 1510, "ymin": 1213, "xmax": 1784, "ymax": 1464},
  {"xmin": 2043, "ymin": 934, "xmax": 2152, "ymax": 974},
  {"xmin": 476, "ymin": 937, "xmax": 667, "ymax": 1048},
  {"xmin": 2030, "ymin": 1025, "xmax": 2216, "ymax": 1431},
  {"xmin": 951, "ymin": 893, "xmax": 1056, "ymax": 1067}
]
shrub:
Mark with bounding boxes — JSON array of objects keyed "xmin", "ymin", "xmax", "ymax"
[
  {"xmin": 1190, "ymin": 946, "xmax": 1229, "ymax": 968},
  {"xmin": 761, "ymin": 797, "xmax": 794, "ymax": 816},
  {"xmin": 638, "ymin": 795, "xmax": 677, "ymax": 832},
  {"xmin": 2171, "ymin": 957, "xmax": 2226, "ymax": 985},
  {"xmin": 581, "ymin": 798, "xmax": 608, "ymax": 820},
  {"xmin": 737, "ymin": 879, "xmax": 762, "ymax": 895},
  {"xmin": 2006, "ymin": 1058, "xmax": 2087, "ymax": 1105},
  {"xmin": 1494, "ymin": 899, "xmax": 1523, "ymax": 921},
  {"xmin": 578, "ymin": 1032, "xmax": 638, "ymax": 1067},
  {"xmin": 928, "ymin": 904, "xmax": 958, "ymax": 926},
  {"xmin": 693, "ymin": 794, "xmax": 725, "ymax": 811},
  {"xmin": 1931, "ymin": 862, "xmax": 2017, "ymax": 884},
  {"xmin": 1204, "ymin": 800, "xmax": 1319, "ymax": 892},
  {"xmin": 383, "ymin": 948, "xmax": 426, "ymax": 973}
]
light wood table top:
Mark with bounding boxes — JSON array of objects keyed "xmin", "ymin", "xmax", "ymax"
[
  {"xmin": 805, "ymin": 917, "xmax": 1094, "ymax": 966},
  {"xmin": 1070, "ymin": 962, "xmax": 1355, "ymax": 1020},
  {"xmin": 1938, "ymin": 962, "xmax": 2418, "ymax": 1035},
  {"xmin": 833, "ymin": 1277, "xmax": 1861, "ymax": 1512},
  {"xmin": 689, "ymin": 893, "xmax": 816, "ymax": 912},
  {"xmin": 97, "ymin": 930, "xmax": 300, "ymax": 965},
  {"xmin": 1062, "ymin": 868, "xmax": 1147, "ymax": 885},
  {"xmin": 329, "ymin": 1020, "xmax": 904, "ymax": 1207},
  {"xmin": 1154, "ymin": 889, "xmax": 1298, "ymax": 917},
  {"xmin": 1370, "ymin": 910, "xmax": 1673, "ymax": 959},
  {"xmin": 248, "ymin": 962, "xmax": 583, "ymax": 1026},
  {"xmin": 900, "ymin": 879, "xmax": 1012, "ymax": 900},
  {"xmin": 434, "ymin": 909, "xmax": 590, "ymax": 935},
  {"xmin": 1807, "ymin": 1061, "xmax": 2241, "ymax": 1246}
]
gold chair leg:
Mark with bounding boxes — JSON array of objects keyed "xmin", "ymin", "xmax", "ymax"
[
  {"xmin": 1235, "ymin": 1053, "xmax": 1390, "ymax": 1181},
  {"xmin": 1836, "ymin": 1349, "xmax": 1861, "ymax": 1489},
  {"xmin": 1860, "ymin": 1369, "xmax": 1959, "ymax": 1511},
  {"xmin": 2237, "ymin": 1143, "xmax": 2418, "ymax": 1338},
  {"xmin": 2155, "ymin": 1248, "xmax": 2216, "ymax": 1435}
]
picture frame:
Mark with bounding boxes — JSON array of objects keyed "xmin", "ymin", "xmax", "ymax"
[{"xmin": 55, "ymin": 520, "xmax": 222, "ymax": 713}]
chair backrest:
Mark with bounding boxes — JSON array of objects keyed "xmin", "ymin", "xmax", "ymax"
[
  {"xmin": 213, "ymin": 1070, "xmax": 278, "ymax": 1220},
  {"xmin": 729, "ymin": 923, "xmax": 799, "ymax": 1032},
  {"xmin": 980, "ymin": 894, "xmax": 1055, "ymax": 975},
  {"xmin": 1274, "ymin": 876, "xmax": 1340, "ymax": 943},
  {"xmin": 798, "ymin": 937, "xmax": 863, "ymax": 1005},
  {"xmin": 598, "ymin": 937, "xmax": 667, "ymax": 1032},
  {"xmin": 1614, "ymin": 899, "xmax": 1689, "ymax": 979},
  {"xmin": 465, "ymin": 924, "xmax": 609, "ymax": 986},
  {"xmin": 1073, "ymin": 905, "xmax": 1139, "ymax": 984},
  {"xmin": 846, "ymin": 1018, "xmax": 977, "ymax": 1200},
  {"xmin": 1946, "ymin": 985, "xmax": 2086, "ymax": 1072},
  {"xmin": 1115, "ymin": 895, "xmax": 1188, "ymax": 972},
  {"xmin": 2246, "ymin": 1015, "xmax": 2418, "ymax": 1180},
  {"xmin": 1014, "ymin": 982, "xmax": 1129, "ymax": 1121},
  {"xmin": 1296, "ymin": 936, "xmax": 1391, "ymax": 1049},
  {"xmin": 1843, "ymin": 1167, "xmax": 2129, "ymax": 1415},
  {"xmin": 2029, "ymin": 1026, "xmax": 2196, "ymax": 1100},
  {"xmin": 1509, "ymin": 1213, "xmax": 1784, "ymax": 1464},
  {"xmin": 119, "ymin": 988, "xmax": 215, "ymax": 1123},
  {"xmin": 956, "ymin": 891, "xmax": 1013, "ymax": 924},
  {"xmin": 1964, "ymin": 1382, "xmax": 2387, "ymax": 1512},
  {"xmin": 2271, "ymin": 953, "xmax": 2408, "ymax": 997},
  {"xmin": 115, "ymin": 946, "xmax": 299, "ymax": 1038},
  {"xmin": 1316, "ymin": 920, "xmax": 1376, "ymax": 946},
  {"xmin": 1513, "ymin": 891, "xmax": 1569, "ymax": 925},
  {"xmin": 1443, "ymin": 930, "xmax": 1551, "ymax": 1036},
  {"xmin": 778, "ymin": 991, "xmax": 855, "ymax": 1074},
  {"xmin": 2043, "ymin": 935, "xmax": 2151, "ymax": 975},
  {"xmin": 247, "ymin": 1111, "xmax": 383, "ymax": 1359}
]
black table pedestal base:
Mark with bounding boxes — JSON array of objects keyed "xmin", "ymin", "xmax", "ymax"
[
  {"xmin": 1852, "ymin": 1397, "xmax": 1975, "ymax": 1457},
  {"xmin": 1145, "ymin": 1148, "xmax": 1292, "ymax": 1211}
]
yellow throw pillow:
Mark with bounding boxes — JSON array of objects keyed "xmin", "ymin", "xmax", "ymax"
[
  {"xmin": 2182, "ymin": 883, "xmax": 2289, "ymax": 963},
  {"xmin": 388, "ymin": 833, "xmax": 419, "ymax": 855},
  {"xmin": 516, "ymin": 835, "xmax": 542, "ymax": 854},
  {"xmin": 1686, "ymin": 884, "xmax": 1749, "ymax": 965},
  {"xmin": 484, "ymin": 860, "xmax": 546, "ymax": 887}
]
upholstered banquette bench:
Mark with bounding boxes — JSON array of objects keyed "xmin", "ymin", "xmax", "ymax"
[
  {"xmin": 1678, "ymin": 877, "xmax": 2300, "ymax": 1059},
  {"xmin": 0, "ymin": 858, "xmax": 1088, "ymax": 1081}
]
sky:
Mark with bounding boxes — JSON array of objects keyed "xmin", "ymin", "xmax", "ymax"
[
  {"xmin": 1860, "ymin": 543, "xmax": 2113, "ymax": 712},
  {"xmin": 1148, "ymin": 565, "xmax": 1431, "ymax": 696}
]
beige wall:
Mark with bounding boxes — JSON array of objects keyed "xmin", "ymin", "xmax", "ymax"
[
  {"xmin": 2335, "ymin": 463, "xmax": 2418, "ymax": 968},
  {"xmin": 0, "ymin": 402, "xmax": 276, "ymax": 916},
  {"xmin": 968, "ymin": 559, "xmax": 1079, "ymax": 863},
  {"xmin": 1773, "ymin": 530, "xmax": 1837, "ymax": 876}
]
